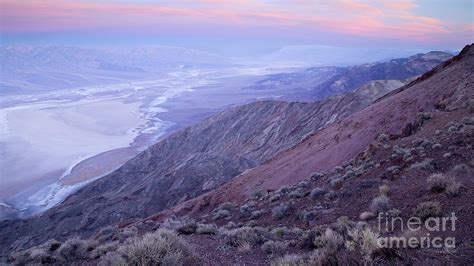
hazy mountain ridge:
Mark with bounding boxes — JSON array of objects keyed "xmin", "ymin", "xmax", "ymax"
[
  {"xmin": 0, "ymin": 45, "xmax": 231, "ymax": 94},
  {"xmin": 247, "ymin": 50, "xmax": 452, "ymax": 101}
]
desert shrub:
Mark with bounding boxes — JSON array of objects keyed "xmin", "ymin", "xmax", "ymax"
[
  {"xmin": 420, "ymin": 139, "xmax": 433, "ymax": 149},
  {"xmin": 271, "ymin": 251, "xmax": 345, "ymax": 266},
  {"xmin": 275, "ymin": 186, "xmax": 290, "ymax": 194},
  {"xmin": 330, "ymin": 178, "xmax": 343, "ymax": 189},
  {"xmin": 271, "ymin": 227, "xmax": 290, "ymax": 238},
  {"xmin": 58, "ymin": 237, "xmax": 97, "ymax": 262},
  {"xmin": 377, "ymin": 134, "xmax": 389, "ymax": 144},
  {"xmin": 98, "ymin": 251, "xmax": 128, "ymax": 266},
  {"xmin": 252, "ymin": 190, "xmax": 265, "ymax": 200},
  {"xmin": 462, "ymin": 125, "xmax": 474, "ymax": 138},
  {"xmin": 224, "ymin": 221, "xmax": 237, "ymax": 229},
  {"xmin": 427, "ymin": 173, "xmax": 451, "ymax": 192},
  {"xmin": 378, "ymin": 185, "xmax": 390, "ymax": 195},
  {"xmin": 445, "ymin": 181, "xmax": 462, "ymax": 197},
  {"xmin": 261, "ymin": 240, "xmax": 286, "ymax": 254},
  {"xmin": 386, "ymin": 166, "xmax": 400, "ymax": 175},
  {"xmin": 176, "ymin": 220, "xmax": 197, "ymax": 235},
  {"xmin": 196, "ymin": 223, "xmax": 218, "ymax": 235},
  {"xmin": 223, "ymin": 226, "xmax": 266, "ymax": 247},
  {"xmin": 249, "ymin": 210, "xmax": 262, "ymax": 219},
  {"xmin": 121, "ymin": 226, "xmax": 138, "ymax": 239},
  {"xmin": 269, "ymin": 194, "xmax": 281, "ymax": 202},
  {"xmin": 342, "ymin": 170, "xmax": 355, "ymax": 180},
  {"xmin": 427, "ymin": 173, "xmax": 461, "ymax": 196},
  {"xmin": 212, "ymin": 209, "xmax": 230, "ymax": 220},
  {"xmin": 333, "ymin": 166, "xmax": 344, "ymax": 173},
  {"xmin": 414, "ymin": 201, "xmax": 441, "ymax": 221},
  {"xmin": 346, "ymin": 227, "xmax": 380, "ymax": 259},
  {"xmin": 324, "ymin": 191, "xmax": 337, "ymax": 201},
  {"xmin": 29, "ymin": 247, "xmax": 57, "ymax": 264},
  {"xmin": 160, "ymin": 218, "xmax": 183, "ymax": 231},
  {"xmin": 297, "ymin": 181, "xmax": 310, "ymax": 188},
  {"xmin": 40, "ymin": 239, "xmax": 61, "ymax": 253},
  {"xmin": 452, "ymin": 163, "xmax": 470, "ymax": 174},
  {"xmin": 90, "ymin": 241, "xmax": 119, "ymax": 259},
  {"xmin": 245, "ymin": 220, "xmax": 258, "ymax": 227},
  {"xmin": 310, "ymin": 172, "xmax": 324, "ymax": 181},
  {"xmin": 240, "ymin": 202, "xmax": 256, "ymax": 217},
  {"xmin": 332, "ymin": 216, "xmax": 356, "ymax": 236},
  {"xmin": 309, "ymin": 188, "xmax": 326, "ymax": 200},
  {"xmin": 95, "ymin": 225, "xmax": 120, "ymax": 242},
  {"xmin": 289, "ymin": 188, "xmax": 307, "ymax": 198},
  {"xmin": 126, "ymin": 229, "xmax": 193, "ymax": 266},
  {"xmin": 272, "ymin": 254, "xmax": 306, "ymax": 265},
  {"xmin": 359, "ymin": 211, "xmax": 375, "ymax": 221},
  {"xmin": 447, "ymin": 125, "xmax": 459, "ymax": 133},
  {"xmin": 272, "ymin": 203, "xmax": 290, "ymax": 219},
  {"xmin": 216, "ymin": 202, "xmax": 236, "ymax": 211},
  {"xmin": 313, "ymin": 228, "xmax": 343, "ymax": 251},
  {"xmin": 370, "ymin": 195, "xmax": 390, "ymax": 213},
  {"xmin": 237, "ymin": 241, "xmax": 252, "ymax": 253},
  {"xmin": 432, "ymin": 143, "xmax": 442, "ymax": 149},
  {"xmin": 392, "ymin": 146, "xmax": 411, "ymax": 157},
  {"xmin": 462, "ymin": 117, "xmax": 474, "ymax": 125},
  {"xmin": 298, "ymin": 229, "xmax": 321, "ymax": 249},
  {"xmin": 298, "ymin": 210, "xmax": 317, "ymax": 223},
  {"xmin": 410, "ymin": 158, "xmax": 434, "ymax": 171}
]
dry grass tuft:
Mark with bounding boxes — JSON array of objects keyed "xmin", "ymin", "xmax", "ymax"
[
  {"xmin": 413, "ymin": 201, "xmax": 441, "ymax": 221},
  {"xmin": 126, "ymin": 229, "xmax": 194, "ymax": 266}
]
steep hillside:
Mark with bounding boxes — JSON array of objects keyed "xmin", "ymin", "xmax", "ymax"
[
  {"xmin": 5, "ymin": 45, "xmax": 472, "ymax": 265},
  {"xmin": 247, "ymin": 51, "xmax": 451, "ymax": 101},
  {"xmin": 165, "ymin": 45, "xmax": 473, "ymax": 215},
  {"xmin": 0, "ymin": 79, "xmax": 413, "ymax": 254}
]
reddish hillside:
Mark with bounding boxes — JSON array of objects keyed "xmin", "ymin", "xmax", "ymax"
[
  {"xmin": 163, "ymin": 44, "xmax": 473, "ymax": 218},
  {"xmin": 4, "ymin": 45, "xmax": 473, "ymax": 265}
]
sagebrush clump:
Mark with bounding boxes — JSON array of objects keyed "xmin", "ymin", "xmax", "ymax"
[
  {"xmin": 427, "ymin": 173, "xmax": 461, "ymax": 196},
  {"xmin": 272, "ymin": 203, "xmax": 290, "ymax": 219},
  {"xmin": 58, "ymin": 238, "xmax": 97, "ymax": 262},
  {"xmin": 261, "ymin": 240, "xmax": 287, "ymax": 254},
  {"xmin": 126, "ymin": 229, "xmax": 194, "ymax": 266},
  {"xmin": 414, "ymin": 201, "xmax": 441, "ymax": 221},
  {"xmin": 370, "ymin": 195, "xmax": 390, "ymax": 213}
]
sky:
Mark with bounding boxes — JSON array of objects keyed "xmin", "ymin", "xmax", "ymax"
[{"xmin": 0, "ymin": 0, "xmax": 473, "ymax": 56}]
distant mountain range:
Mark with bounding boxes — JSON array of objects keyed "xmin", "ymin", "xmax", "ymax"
[
  {"xmin": 247, "ymin": 50, "xmax": 453, "ymax": 100},
  {"xmin": 259, "ymin": 45, "xmax": 454, "ymax": 66},
  {"xmin": 0, "ymin": 45, "xmax": 231, "ymax": 93}
]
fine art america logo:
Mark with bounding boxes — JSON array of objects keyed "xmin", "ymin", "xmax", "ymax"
[{"xmin": 377, "ymin": 212, "xmax": 457, "ymax": 250}]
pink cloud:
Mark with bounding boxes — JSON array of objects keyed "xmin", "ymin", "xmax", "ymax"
[{"xmin": 0, "ymin": 0, "xmax": 470, "ymax": 44}]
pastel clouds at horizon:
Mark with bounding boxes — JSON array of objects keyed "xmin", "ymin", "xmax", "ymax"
[{"xmin": 1, "ymin": 0, "xmax": 472, "ymax": 48}]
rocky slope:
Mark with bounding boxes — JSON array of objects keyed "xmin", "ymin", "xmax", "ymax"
[
  {"xmin": 164, "ymin": 45, "xmax": 473, "ymax": 215},
  {"xmin": 247, "ymin": 51, "xmax": 451, "ymax": 101},
  {"xmin": 0, "ymin": 77, "xmax": 415, "ymax": 254},
  {"xmin": 5, "ymin": 45, "xmax": 472, "ymax": 265}
]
